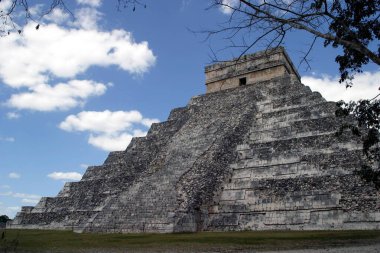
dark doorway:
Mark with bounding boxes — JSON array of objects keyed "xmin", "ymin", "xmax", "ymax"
[{"xmin": 239, "ymin": 77, "xmax": 247, "ymax": 86}]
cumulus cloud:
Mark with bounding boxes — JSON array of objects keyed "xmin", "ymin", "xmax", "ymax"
[
  {"xmin": 302, "ymin": 71, "xmax": 380, "ymax": 102},
  {"xmin": 43, "ymin": 8, "xmax": 71, "ymax": 24},
  {"xmin": 0, "ymin": 192, "xmax": 40, "ymax": 215},
  {"xmin": 47, "ymin": 172, "xmax": 82, "ymax": 181},
  {"xmin": 59, "ymin": 110, "xmax": 159, "ymax": 151},
  {"xmin": 0, "ymin": 206, "xmax": 20, "ymax": 218},
  {"xmin": 72, "ymin": 7, "xmax": 102, "ymax": 30},
  {"xmin": 0, "ymin": 23, "xmax": 155, "ymax": 88},
  {"xmin": 219, "ymin": 0, "xmax": 239, "ymax": 14},
  {"xmin": 8, "ymin": 172, "xmax": 20, "ymax": 179},
  {"xmin": 7, "ymin": 80, "xmax": 107, "ymax": 111},
  {"xmin": 88, "ymin": 130, "xmax": 146, "ymax": 151},
  {"xmin": 0, "ymin": 3, "xmax": 156, "ymax": 112},
  {"xmin": 60, "ymin": 110, "xmax": 146, "ymax": 133},
  {"xmin": 77, "ymin": 0, "xmax": 102, "ymax": 7},
  {"xmin": 6, "ymin": 112, "xmax": 20, "ymax": 119}
]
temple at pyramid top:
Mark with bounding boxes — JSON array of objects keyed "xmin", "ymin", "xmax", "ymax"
[{"xmin": 205, "ymin": 47, "xmax": 301, "ymax": 93}]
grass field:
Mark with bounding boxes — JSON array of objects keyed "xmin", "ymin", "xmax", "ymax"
[{"xmin": 1, "ymin": 229, "xmax": 380, "ymax": 252}]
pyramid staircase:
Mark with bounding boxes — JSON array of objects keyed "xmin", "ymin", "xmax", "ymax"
[{"xmin": 9, "ymin": 74, "xmax": 380, "ymax": 232}]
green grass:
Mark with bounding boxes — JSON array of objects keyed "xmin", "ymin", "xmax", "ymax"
[{"xmin": 1, "ymin": 229, "xmax": 380, "ymax": 252}]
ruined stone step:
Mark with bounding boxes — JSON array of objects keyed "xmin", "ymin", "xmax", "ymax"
[
  {"xmin": 103, "ymin": 151, "xmax": 125, "ymax": 165},
  {"xmin": 232, "ymin": 148, "xmax": 362, "ymax": 171},
  {"xmin": 259, "ymin": 101, "xmax": 338, "ymax": 125},
  {"xmin": 228, "ymin": 174, "xmax": 377, "ymax": 209},
  {"xmin": 167, "ymin": 106, "xmax": 188, "ymax": 121},
  {"xmin": 256, "ymin": 92, "xmax": 325, "ymax": 114},
  {"xmin": 218, "ymin": 192, "xmax": 342, "ymax": 212},
  {"xmin": 270, "ymin": 92, "xmax": 325, "ymax": 111},
  {"xmin": 226, "ymin": 163, "xmax": 351, "ymax": 185},
  {"xmin": 242, "ymin": 131, "xmax": 362, "ymax": 156},
  {"xmin": 103, "ymin": 108, "xmax": 192, "ymax": 166},
  {"xmin": 207, "ymin": 209, "xmax": 380, "ymax": 231},
  {"xmin": 85, "ymin": 84, "xmax": 262, "ymax": 232},
  {"xmin": 248, "ymin": 116, "xmax": 344, "ymax": 143},
  {"xmin": 81, "ymin": 163, "xmax": 131, "ymax": 181}
]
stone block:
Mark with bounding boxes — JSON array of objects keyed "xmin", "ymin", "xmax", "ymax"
[{"xmin": 220, "ymin": 190, "xmax": 246, "ymax": 201}]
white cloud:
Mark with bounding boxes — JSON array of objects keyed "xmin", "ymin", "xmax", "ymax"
[
  {"xmin": 7, "ymin": 206, "xmax": 20, "ymax": 211},
  {"xmin": 0, "ymin": 23, "xmax": 155, "ymax": 88},
  {"xmin": 302, "ymin": 71, "xmax": 380, "ymax": 102},
  {"xmin": 219, "ymin": 0, "xmax": 239, "ymax": 14},
  {"xmin": 142, "ymin": 118, "xmax": 160, "ymax": 128},
  {"xmin": 7, "ymin": 80, "xmax": 106, "ymax": 111},
  {"xmin": 0, "ymin": 191, "xmax": 40, "ymax": 200},
  {"xmin": 80, "ymin": 164, "xmax": 89, "ymax": 169},
  {"xmin": 0, "ymin": 0, "xmax": 12, "ymax": 12},
  {"xmin": 0, "ymin": 137, "xmax": 15, "ymax": 142},
  {"xmin": 60, "ymin": 110, "xmax": 145, "ymax": 133},
  {"xmin": 0, "ymin": 185, "xmax": 10, "ymax": 189},
  {"xmin": 47, "ymin": 172, "xmax": 82, "ymax": 181},
  {"xmin": 0, "ymin": 206, "xmax": 20, "ymax": 218},
  {"xmin": 59, "ymin": 110, "xmax": 159, "ymax": 151},
  {"xmin": 88, "ymin": 130, "xmax": 146, "ymax": 151},
  {"xmin": 12, "ymin": 193, "xmax": 40, "ymax": 199},
  {"xmin": 77, "ymin": 0, "xmax": 102, "ymax": 7},
  {"xmin": 21, "ymin": 198, "xmax": 39, "ymax": 204},
  {"xmin": 0, "ymin": 7, "xmax": 156, "ymax": 112},
  {"xmin": 8, "ymin": 172, "xmax": 20, "ymax": 179},
  {"xmin": 72, "ymin": 7, "xmax": 102, "ymax": 30},
  {"xmin": 6, "ymin": 112, "xmax": 20, "ymax": 119},
  {"xmin": 44, "ymin": 8, "xmax": 71, "ymax": 24}
]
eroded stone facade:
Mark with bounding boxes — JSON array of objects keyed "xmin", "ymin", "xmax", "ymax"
[
  {"xmin": 8, "ymin": 49, "xmax": 380, "ymax": 232},
  {"xmin": 205, "ymin": 47, "xmax": 300, "ymax": 93}
]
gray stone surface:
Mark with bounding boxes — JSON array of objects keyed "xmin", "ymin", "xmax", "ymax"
[{"xmin": 8, "ymin": 53, "xmax": 380, "ymax": 233}]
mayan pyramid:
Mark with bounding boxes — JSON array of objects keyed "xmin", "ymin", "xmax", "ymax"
[{"xmin": 8, "ymin": 48, "xmax": 380, "ymax": 232}]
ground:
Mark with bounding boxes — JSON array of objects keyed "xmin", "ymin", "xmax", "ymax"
[{"xmin": 1, "ymin": 229, "xmax": 380, "ymax": 252}]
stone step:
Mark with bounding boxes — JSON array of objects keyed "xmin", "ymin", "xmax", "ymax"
[{"xmin": 232, "ymin": 149, "xmax": 362, "ymax": 171}]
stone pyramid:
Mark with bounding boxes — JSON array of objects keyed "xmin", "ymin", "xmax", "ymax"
[{"xmin": 8, "ymin": 48, "xmax": 380, "ymax": 232}]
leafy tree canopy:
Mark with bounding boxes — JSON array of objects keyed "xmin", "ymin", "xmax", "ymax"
[{"xmin": 0, "ymin": 215, "xmax": 11, "ymax": 224}]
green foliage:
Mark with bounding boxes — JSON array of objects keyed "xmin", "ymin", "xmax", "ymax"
[
  {"xmin": 0, "ymin": 215, "xmax": 10, "ymax": 224},
  {"xmin": 321, "ymin": 1, "xmax": 380, "ymax": 83},
  {"xmin": 213, "ymin": 0, "xmax": 380, "ymax": 86},
  {"xmin": 356, "ymin": 165, "xmax": 380, "ymax": 190},
  {"xmin": 0, "ymin": 230, "xmax": 20, "ymax": 252},
  {"xmin": 2, "ymin": 229, "xmax": 380, "ymax": 252}
]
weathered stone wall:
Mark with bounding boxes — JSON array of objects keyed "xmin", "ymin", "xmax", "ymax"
[
  {"xmin": 205, "ymin": 77, "xmax": 380, "ymax": 230},
  {"xmin": 206, "ymin": 65, "xmax": 289, "ymax": 93},
  {"xmin": 8, "ymin": 68, "xmax": 380, "ymax": 233},
  {"xmin": 205, "ymin": 47, "xmax": 300, "ymax": 93}
]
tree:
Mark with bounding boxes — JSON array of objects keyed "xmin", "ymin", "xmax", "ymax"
[
  {"xmin": 210, "ymin": 1, "xmax": 379, "ymax": 81},
  {"xmin": 210, "ymin": 0, "xmax": 380, "ymax": 188},
  {"xmin": 0, "ymin": 215, "xmax": 10, "ymax": 224},
  {"xmin": 0, "ymin": 0, "xmax": 143, "ymax": 36}
]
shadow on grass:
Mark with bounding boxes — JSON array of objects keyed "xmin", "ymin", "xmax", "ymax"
[
  {"xmin": 0, "ymin": 229, "xmax": 20, "ymax": 252},
  {"xmin": 2, "ymin": 229, "xmax": 380, "ymax": 252}
]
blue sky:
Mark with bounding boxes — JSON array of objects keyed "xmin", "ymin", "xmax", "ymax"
[{"xmin": 0, "ymin": 0, "xmax": 379, "ymax": 218}]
